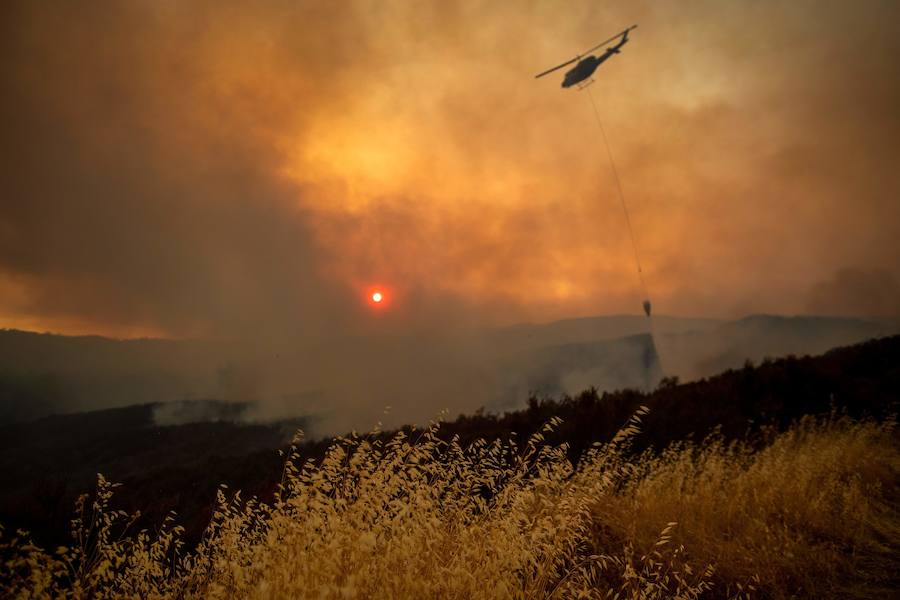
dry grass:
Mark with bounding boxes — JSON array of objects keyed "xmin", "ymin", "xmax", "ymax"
[
  {"xmin": 589, "ymin": 415, "xmax": 900, "ymax": 599},
  {"xmin": 2, "ymin": 410, "xmax": 897, "ymax": 599}
]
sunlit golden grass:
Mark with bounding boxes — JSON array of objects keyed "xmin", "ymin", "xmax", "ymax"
[
  {"xmin": 2, "ymin": 410, "xmax": 897, "ymax": 599},
  {"xmin": 589, "ymin": 415, "xmax": 900, "ymax": 599}
]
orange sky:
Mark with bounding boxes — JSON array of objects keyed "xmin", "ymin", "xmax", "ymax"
[{"xmin": 1, "ymin": 0, "xmax": 899, "ymax": 338}]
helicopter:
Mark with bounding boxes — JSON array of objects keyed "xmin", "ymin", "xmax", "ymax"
[{"xmin": 535, "ymin": 25, "xmax": 636, "ymax": 88}]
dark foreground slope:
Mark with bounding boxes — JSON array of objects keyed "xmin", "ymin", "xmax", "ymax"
[
  {"xmin": 1, "ymin": 335, "xmax": 898, "ymax": 550},
  {"xmin": 0, "ymin": 402, "xmax": 307, "ymax": 548}
]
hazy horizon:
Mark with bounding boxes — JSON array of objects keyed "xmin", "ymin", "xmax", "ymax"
[
  {"xmin": 3, "ymin": 0, "xmax": 900, "ymax": 343},
  {"xmin": 3, "ymin": 313, "xmax": 895, "ymax": 435},
  {"xmin": 5, "ymin": 309, "xmax": 899, "ymax": 342}
]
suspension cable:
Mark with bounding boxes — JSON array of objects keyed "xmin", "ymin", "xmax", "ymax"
[{"xmin": 585, "ymin": 86, "xmax": 651, "ymax": 317}]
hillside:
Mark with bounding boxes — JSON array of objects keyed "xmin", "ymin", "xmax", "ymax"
[
  {"xmin": 1, "ymin": 334, "xmax": 897, "ymax": 556},
  {"xmin": 2, "ymin": 336, "xmax": 898, "ymax": 598}
]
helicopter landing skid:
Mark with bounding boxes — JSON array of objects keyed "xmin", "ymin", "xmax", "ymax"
[{"xmin": 576, "ymin": 79, "xmax": 596, "ymax": 91}]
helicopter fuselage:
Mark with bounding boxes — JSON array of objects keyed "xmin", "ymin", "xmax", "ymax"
[{"xmin": 561, "ymin": 50, "xmax": 617, "ymax": 88}]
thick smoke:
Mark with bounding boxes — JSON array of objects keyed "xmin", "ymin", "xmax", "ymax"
[
  {"xmin": 1, "ymin": 1, "xmax": 899, "ymax": 432},
  {"xmin": 807, "ymin": 267, "xmax": 900, "ymax": 317}
]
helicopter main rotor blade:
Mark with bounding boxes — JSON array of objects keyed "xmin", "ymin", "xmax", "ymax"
[
  {"xmin": 534, "ymin": 56, "xmax": 580, "ymax": 79},
  {"xmin": 534, "ymin": 24, "xmax": 637, "ymax": 79},
  {"xmin": 580, "ymin": 24, "xmax": 637, "ymax": 56}
]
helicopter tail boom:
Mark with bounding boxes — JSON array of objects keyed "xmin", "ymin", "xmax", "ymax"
[{"xmin": 534, "ymin": 25, "xmax": 637, "ymax": 79}]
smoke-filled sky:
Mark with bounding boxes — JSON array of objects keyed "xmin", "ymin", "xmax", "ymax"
[{"xmin": 2, "ymin": 0, "xmax": 899, "ymax": 339}]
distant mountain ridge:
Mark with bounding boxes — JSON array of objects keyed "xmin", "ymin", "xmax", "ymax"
[
  {"xmin": 488, "ymin": 314, "xmax": 721, "ymax": 348},
  {"xmin": 656, "ymin": 314, "xmax": 895, "ymax": 380},
  {"xmin": 486, "ymin": 314, "xmax": 895, "ymax": 406},
  {"xmin": 0, "ymin": 329, "xmax": 238, "ymax": 423},
  {"xmin": 1, "ymin": 314, "xmax": 896, "ymax": 425}
]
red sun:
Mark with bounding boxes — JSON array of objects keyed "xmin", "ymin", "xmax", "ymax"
[{"xmin": 366, "ymin": 287, "xmax": 388, "ymax": 308}]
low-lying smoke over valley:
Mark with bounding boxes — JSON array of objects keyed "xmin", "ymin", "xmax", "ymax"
[{"xmin": 3, "ymin": 314, "xmax": 895, "ymax": 434}]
